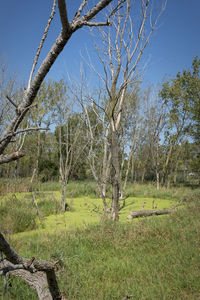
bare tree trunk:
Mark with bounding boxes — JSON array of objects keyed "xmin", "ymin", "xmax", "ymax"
[
  {"xmin": 120, "ymin": 123, "xmax": 138, "ymax": 199},
  {"xmin": 14, "ymin": 160, "xmax": 18, "ymax": 178},
  {"xmin": 162, "ymin": 144, "xmax": 173, "ymax": 185},
  {"xmin": 131, "ymin": 155, "xmax": 135, "ymax": 183},
  {"xmin": 36, "ymin": 129, "xmax": 41, "ymax": 178},
  {"xmin": 0, "ymin": 0, "xmax": 125, "ymax": 296},
  {"xmin": 156, "ymin": 141, "xmax": 160, "ymax": 190},
  {"xmin": 173, "ymin": 163, "xmax": 178, "ymax": 185},
  {"xmin": 61, "ymin": 180, "xmax": 67, "ymax": 213},
  {"xmin": 110, "ymin": 130, "xmax": 120, "ymax": 221},
  {"xmin": 141, "ymin": 169, "xmax": 145, "ymax": 183},
  {"xmin": 166, "ymin": 173, "xmax": 171, "ymax": 189},
  {"xmin": 156, "ymin": 168, "xmax": 160, "ymax": 190}
]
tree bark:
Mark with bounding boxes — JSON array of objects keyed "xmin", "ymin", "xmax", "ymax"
[
  {"xmin": 0, "ymin": 151, "xmax": 25, "ymax": 164},
  {"xmin": 110, "ymin": 130, "xmax": 120, "ymax": 221},
  {"xmin": 61, "ymin": 180, "xmax": 67, "ymax": 213},
  {"xmin": 156, "ymin": 168, "xmax": 160, "ymax": 190}
]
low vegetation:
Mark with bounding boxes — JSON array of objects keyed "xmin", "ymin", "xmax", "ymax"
[{"xmin": 0, "ymin": 181, "xmax": 199, "ymax": 299}]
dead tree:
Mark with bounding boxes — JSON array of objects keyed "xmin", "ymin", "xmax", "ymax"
[{"xmin": 89, "ymin": 0, "xmax": 167, "ymax": 220}]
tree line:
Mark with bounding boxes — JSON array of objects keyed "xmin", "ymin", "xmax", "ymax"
[{"xmin": 1, "ymin": 56, "xmax": 199, "ymax": 206}]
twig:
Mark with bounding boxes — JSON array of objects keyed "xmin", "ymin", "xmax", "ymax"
[
  {"xmin": 73, "ymin": 0, "xmax": 88, "ymax": 21},
  {"xmin": 6, "ymin": 95, "xmax": 18, "ymax": 109}
]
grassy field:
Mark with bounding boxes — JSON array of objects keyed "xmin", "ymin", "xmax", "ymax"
[{"xmin": 0, "ymin": 181, "xmax": 200, "ymax": 299}]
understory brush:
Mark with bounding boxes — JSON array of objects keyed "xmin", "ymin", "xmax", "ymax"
[{"xmin": 0, "ymin": 195, "xmax": 37, "ymax": 234}]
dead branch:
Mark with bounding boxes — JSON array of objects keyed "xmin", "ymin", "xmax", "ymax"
[
  {"xmin": 0, "ymin": 0, "xmax": 115, "ymax": 163},
  {"xmin": 127, "ymin": 201, "xmax": 183, "ymax": 219},
  {"xmin": 73, "ymin": 0, "xmax": 87, "ymax": 21},
  {"xmin": 0, "ymin": 127, "xmax": 49, "ymax": 144},
  {"xmin": 6, "ymin": 95, "xmax": 18, "ymax": 109},
  {"xmin": 0, "ymin": 151, "xmax": 25, "ymax": 164},
  {"xmin": 58, "ymin": 0, "xmax": 70, "ymax": 32},
  {"xmin": 0, "ymin": 233, "xmax": 62, "ymax": 299},
  {"xmin": 81, "ymin": 20, "xmax": 111, "ymax": 27}
]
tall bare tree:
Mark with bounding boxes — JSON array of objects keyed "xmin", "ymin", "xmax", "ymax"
[{"xmin": 89, "ymin": 0, "xmax": 166, "ymax": 220}]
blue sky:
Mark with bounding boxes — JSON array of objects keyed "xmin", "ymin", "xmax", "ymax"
[{"xmin": 0, "ymin": 0, "xmax": 199, "ymax": 87}]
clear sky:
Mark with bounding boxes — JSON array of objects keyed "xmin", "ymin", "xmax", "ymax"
[{"xmin": 0, "ymin": 0, "xmax": 199, "ymax": 87}]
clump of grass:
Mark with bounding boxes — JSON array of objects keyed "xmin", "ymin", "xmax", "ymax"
[
  {"xmin": 39, "ymin": 180, "xmax": 99, "ymax": 197},
  {"xmin": 0, "ymin": 178, "xmax": 32, "ymax": 195},
  {"xmin": 38, "ymin": 196, "xmax": 60, "ymax": 216},
  {"xmin": 39, "ymin": 181, "xmax": 61, "ymax": 192},
  {"xmin": 66, "ymin": 181, "xmax": 99, "ymax": 198},
  {"xmin": 0, "ymin": 194, "xmax": 37, "ymax": 234}
]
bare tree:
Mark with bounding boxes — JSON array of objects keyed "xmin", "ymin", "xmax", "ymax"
[
  {"xmin": 0, "ymin": 1, "xmax": 121, "ymax": 298},
  {"xmin": 118, "ymin": 85, "xmax": 141, "ymax": 199},
  {"xmin": 57, "ymin": 113, "xmax": 85, "ymax": 213},
  {"xmin": 83, "ymin": 93, "xmax": 111, "ymax": 214},
  {"xmin": 142, "ymin": 86, "xmax": 166, "ymax": 189},
  {"xmin": 89, "ymin": 0, "xmax": 166, "ymax": 220},
  {"xmin": 70, "ymin": 73, "xmax": 112, "ymax": 214}
]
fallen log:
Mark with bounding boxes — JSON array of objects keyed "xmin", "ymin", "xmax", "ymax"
[{"xmin": 127, "ymin": 201, "xmax": 182, "ymax": 219}]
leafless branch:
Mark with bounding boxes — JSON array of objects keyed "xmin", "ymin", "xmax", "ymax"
[
  {"xmin": 6, "ymin": 95, "xmax": 18, "ymax": 109},
  {"xmin": 0, "ymin": 127, "xmax": 49, "ymax": 144},
  {"xmin": 58, "ymin": 0, "xmax": 71, "ymax": 31},
  {"xmin": 73, "ymin": 0, "xmax": 88, "ymax": 21},
  {"xmin": 81, "ymin": 20, "xmax": 111, "ymax": 27},
  {"xmin": 28, "ymin": 0, "xmax": 57, "ymax": 89}
]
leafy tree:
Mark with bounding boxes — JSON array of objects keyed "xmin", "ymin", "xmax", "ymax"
[{"xmin": 160, "ymin": 56, "xmax": 200, "ymax": 186}]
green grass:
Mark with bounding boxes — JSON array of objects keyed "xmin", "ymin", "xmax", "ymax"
[
  {"xmin": 0, "ymin": 181, "xmax": 199, "ymax": 299},
  {"xmin": 0, "ymin": 194, "xmax": 37, "ymax": 234},
  {"xmin": 3, "ymin": 190, "xmax": 199, "ymax": 300}
]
